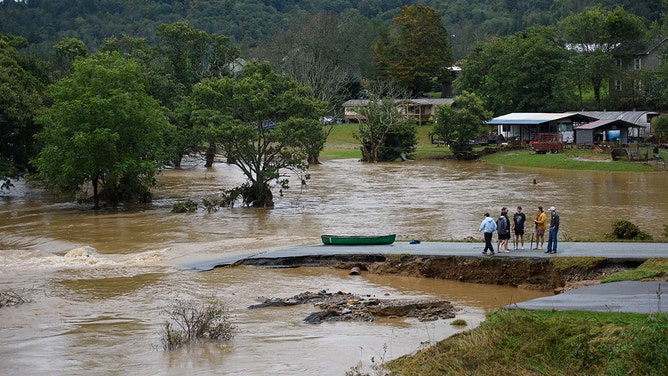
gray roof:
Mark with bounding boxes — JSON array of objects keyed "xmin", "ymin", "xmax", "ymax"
[
  {"xmin": 573, "ymin": 111, "xmax": 658, "ymax": 126},
  {"xmin": 342, "ymin": 98, "xmax": 454, "ymax": 107}
]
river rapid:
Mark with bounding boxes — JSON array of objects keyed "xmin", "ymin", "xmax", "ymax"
[{"xmin": 1, "ymin": 158, "xmax": 666, "ymax": 375}]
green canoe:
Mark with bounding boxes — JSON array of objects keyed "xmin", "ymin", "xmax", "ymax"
[{"xmin": 321, "ymin": 234, "xmax": 396, "ymax": 245}]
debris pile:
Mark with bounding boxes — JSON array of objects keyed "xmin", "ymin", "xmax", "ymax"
[{"xmin": 249, "ymin": 290, "xmax": 456, "ymax": 324}]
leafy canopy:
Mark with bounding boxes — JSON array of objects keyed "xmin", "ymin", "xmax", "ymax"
[
  {"xmin": 33, "ymin": 51, "xmax": 172, "ymax": 209},
  {"xmin": 373, "ymin": 5, "xmax": 453, "ymax": 96},
  {"xmin": 433, "ymin": 91, "xmax": 492, "ymax": 153},
  {"xmin": 190, "ymin": 60, "xmax": 325, "ymax": 208}
]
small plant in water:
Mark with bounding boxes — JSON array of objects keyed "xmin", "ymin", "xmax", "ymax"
[
  {"xmin": 171, "ymin": 199, "xmax": 198, "ymax": 213},
  {"xmin": 160, "ymin": 298, "xmax": 235, "ymax": 350}
]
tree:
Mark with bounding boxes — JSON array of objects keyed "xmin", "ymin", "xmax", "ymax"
[
  {"xmin": 558, "ymin": 5, "xmax": 647, "ymax": 109},
  {"xmin": 33, "ymin": 52, "xmax": 172, "ymax": 209},
  {"xmin": 189, "ymin": 61, "xmax": 325, "ymax": 208},
  {"xmin": 432, "ymin": 91, "xmax": 492, "ymax": 155},
  {"xmin": 51, "ymin": 37, "xmax": 88, "ymax": 78},
  {"xmin": 156, "ymin": 22, "xmax": 242, "ymax": 167},
  {"xmin": 353, "ymin": 92, "xmax": 417, "ymax": 163},
  {"xmin": 455, "ymin": 27, "xmax": 573, "ymax": 115},
  {"xmin": 0, "ymin": 34, "xmax": 45, "ymax": 188},
  {"xmin": 372, "ymin": 5, "xmax": 453, "ymax": 96}
]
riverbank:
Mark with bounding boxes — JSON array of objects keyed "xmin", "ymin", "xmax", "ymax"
[{"xmin": 212, "ymin": 242, "xmax": 668, "ymax": 375}]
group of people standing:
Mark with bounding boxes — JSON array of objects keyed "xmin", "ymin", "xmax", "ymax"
[{"xmin": 479, "ymin": 206, "xmax": 560, "ymax": 255}]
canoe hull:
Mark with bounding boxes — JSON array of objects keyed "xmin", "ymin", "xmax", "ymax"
[{"xmin": 321, "ymin": 234, "xmax": 396, "ymax": 245}]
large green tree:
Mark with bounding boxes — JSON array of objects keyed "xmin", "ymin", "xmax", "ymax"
[
  {"xmin": 156, "ymin": 22, "xmax": 243, "ymax": 167},
  {"xmin": 0, "ymin": 34, "xmax": 45, "ymax": 188},
  {"xmin": 432, "ymin": 91, "xmax": 492, "ymax": 155},
  {"xmin": 373, "ymin": 5, "xmax": 453, "ymax": 96},
  {"xmin": 33, "ymin": 52, "xmax": 172, "ymax": 209},
  {"xmin": 558, "ymin": 5, "xmax": 647, "ymax": 109},
  {"xmin": 190, "ymin": 61, "xmax": 325, "ymax": 208},
  {"xmin": 455, "ymin": 26, "xmax": 573, "ymax": 115}
]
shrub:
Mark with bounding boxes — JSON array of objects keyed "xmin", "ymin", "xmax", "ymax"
[
  {"xmin": 161, "ymin": 298, "xmax": 235, "ymax": 350},
  {"xmin": 607, "ymin": 219, "xmax": 653, "ymax": 241},
  {"xmin": 171, "ymin": 199, "xmax": 198, "ymax": 213}
]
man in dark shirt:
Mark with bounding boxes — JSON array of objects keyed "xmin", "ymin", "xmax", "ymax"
[
  {"xmin": 512, "ymin": 206, "xmax": 526, "ymax": 250},
  {"xmin": 546, "ymin": 206, "xmax": 560, "ymax": 254}
]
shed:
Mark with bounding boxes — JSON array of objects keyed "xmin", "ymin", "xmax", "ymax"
[
  {"xmin": 574, "ymin": 119, "xmax": 640, "ymax": 145},
  {"xmin": 574, "ymin": 111, "xmax": 659, "ymax": 139}
]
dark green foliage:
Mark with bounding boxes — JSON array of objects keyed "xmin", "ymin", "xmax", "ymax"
[
  {"xmin": 171, "ymin": 199, "xmax": 198, "ymax": 213},
  {"xmin": 608, "ymin": 219, "xmax": 654, "ymax": 240},
  {"xmin": 0, "ymin": 34, "xmax": 45, "ymax": 183}
]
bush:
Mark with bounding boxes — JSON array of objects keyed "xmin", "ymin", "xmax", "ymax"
[
  {"xmin": 171, "ymin": 199, "xmax": 198, "ymax": 213},
  {"xmin": 607, "ymin": 219, "xmax": 653, "ymax": 241},
  {"xmin": 161, "ymin": 298, "xmax": 235, "ymax": 350}
]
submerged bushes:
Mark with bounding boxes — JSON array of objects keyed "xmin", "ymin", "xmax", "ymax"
[{"xmin": 161, "ymin": 298, "xmax": 235, "ymax": 350}]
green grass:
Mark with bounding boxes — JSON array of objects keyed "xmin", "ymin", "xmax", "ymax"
[
  {"xmin": 481, "ymin": 148, "xmax": 660, "ymax": 172},
  {"xmin": 321, "ymin": 124, "xmax": 665, "ymax": 171},
  {"xmin": 602, "ymin": 259, "xmax": 668, "ymax": 283},
  {"xmin": 387, "ymin": 309, "xmax": 668, "ymax": 375}
]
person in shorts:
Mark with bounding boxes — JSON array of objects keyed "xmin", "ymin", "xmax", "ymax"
[
  {"xmin": 533, "ymin": 206, "xmax": 547, "ymax": 250},
  {"xmin": 496, "ymin": 207, "xmax": 511, "ymax": 252},
  {"xmin": 512, "ymin": 206, "xmax": 526, "ymax": 249}
]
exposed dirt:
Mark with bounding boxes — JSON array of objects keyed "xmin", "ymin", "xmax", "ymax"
[{"xmin": 241, "ymin": 254, "xmax": 643, "ymax": 294}]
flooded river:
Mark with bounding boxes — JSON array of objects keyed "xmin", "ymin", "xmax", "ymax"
[{"xmin": 1, "ymin": 158, "xmax": 666, "ymax": 375}]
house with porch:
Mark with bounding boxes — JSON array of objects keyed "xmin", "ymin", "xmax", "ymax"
[
  {"xmin": 342, "ymin": 98, "xmax": 453, "ymax": 126},
  {"xmin": 486, "ymin": 112, "xmax": 652, "ymax": 147}
]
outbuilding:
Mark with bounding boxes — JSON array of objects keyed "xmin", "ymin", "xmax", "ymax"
[{"xmin": 574, "ymin": 119, "xmax": 640, "ymax": 146}]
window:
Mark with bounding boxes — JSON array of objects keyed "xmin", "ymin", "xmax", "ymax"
[
  {"xmin": 616, "ymin": 58, "xmax": 623, "ymax": 70},
  {"xmin": 614, "ymin": 80, "xmax": 622, "ymax": 91},
  {"xmin": 633, "ymin": 80, "xmax": 642, "ymax": 91},
  {"xmin": 634, "ymin": 58, "xmax": 641, "ymax": 70}
]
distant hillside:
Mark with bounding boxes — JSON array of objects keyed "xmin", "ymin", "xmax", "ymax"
[{"xmin": 0, "ymin": 0, "xmax": 663, "ymax": 60}]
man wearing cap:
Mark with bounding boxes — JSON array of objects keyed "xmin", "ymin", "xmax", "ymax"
[{"xmin": 546, "ymin": 206, "xmax": 560, "ymax": 254}]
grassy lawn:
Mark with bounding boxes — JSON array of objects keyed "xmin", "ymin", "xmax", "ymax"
[{"xmin": 321, "ymin": 123, "xmax": 667, "ymax": 171}]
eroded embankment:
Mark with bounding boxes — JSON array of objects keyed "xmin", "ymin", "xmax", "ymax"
[{"xmin": 239, "ymin": 254, "xmax": 645, "ymax": 292}]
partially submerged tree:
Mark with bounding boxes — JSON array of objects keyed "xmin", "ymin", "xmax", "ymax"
[
  {"xmin": 0, "ymin": 34, "xmax": 45, "ymax": 187},
  {"xmin": 353, "ymin": 92, "xmax": 417, "ymax": 163},
  {"xmin": 190, "ymin": 61, "xmax": 325, "ymax": 207},
  {"xmin": 433, "ymin": 91, "xmax": 492, "ymax": 155},
  {"xmin": 33, "ymin": 51, "xmax": 172, "ymax": 209}
]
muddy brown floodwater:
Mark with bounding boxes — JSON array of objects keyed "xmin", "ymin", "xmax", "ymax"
[{"xmin": 1, "ymin": 158, "xmax": 666, "ymax": 375}]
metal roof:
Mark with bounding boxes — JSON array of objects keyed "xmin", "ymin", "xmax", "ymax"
[
  {"xmin": 485, "ymin": 113, "xmax": 576, "ymax": 125},
  {"xmin": 342, "ymin": 98, "xmax": 453, "ymax": 107},
  {"xmin": 575, "ymin": 119, "xmax": 640, "ymax": 130},
  {"xmin": 573, "ymin": 111, "xmax": 658, "ymax": 126}
]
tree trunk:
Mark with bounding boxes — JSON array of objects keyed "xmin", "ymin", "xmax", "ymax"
[
  {"xmin": 92, "ymin": 177, "xmax": 100, "ymax": 210},
  {"xmin": 204, "ymin": 140, "xmax": 216, "ymax": 167}
]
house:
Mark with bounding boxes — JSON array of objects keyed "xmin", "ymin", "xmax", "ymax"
[
  {"xmin": 486, "ymin": 112, "xmax": 654, "ymax": 146},
  {"xmin": 485, "ymin": 112, "xmax": 591, "ymax": 144},
  {"xmin": 342, "ymin": 98, "xmax": 454, "ymax": 126},
  {"xmin": 610, "ymin": 38, "xmax": 668, "ymax": 100}
]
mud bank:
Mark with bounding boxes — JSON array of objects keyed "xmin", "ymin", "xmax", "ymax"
[{"xmin": 238, "ymin": 254, "xmax": 645, "ymax": 292}]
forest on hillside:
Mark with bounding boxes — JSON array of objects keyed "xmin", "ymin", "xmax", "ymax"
[{"xmin": 0, "ymin": 0, "xmax": 664, "ymax": 60}]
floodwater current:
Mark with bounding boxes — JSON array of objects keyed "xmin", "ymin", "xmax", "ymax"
[{"xmin": 1, "ymin": 158, "xmax": 667, "ymax": 375}]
